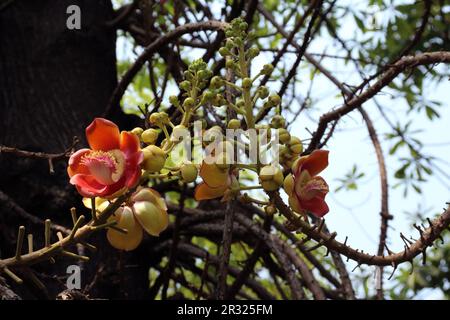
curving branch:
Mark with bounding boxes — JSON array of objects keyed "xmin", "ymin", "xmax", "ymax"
[
  {"xmin": 104, "ymin": 21, "xmax": 227, "ymax": 116},
  {"xmin": 0, "ymin": 137, "xmax": 78, "ymax": 173},
  {"xmin": 305, "ymin": 51, "xmax": 450, "ymax": 154},
  {"xmin": 270, "ymin": 192, "xmax": 450, "ymax": 267},
  {"xmin": 0, "ymin": 189, "xmax": 133, "ymax": 282}
]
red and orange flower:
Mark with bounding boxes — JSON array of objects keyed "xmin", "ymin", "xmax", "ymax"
[
  {"xmin": 68, "ymin": 118, "xmax": 143, "ymax": 198},
  {"xmin": 284, "ymin": 150, "xmax": 330, "ymax": 217}
]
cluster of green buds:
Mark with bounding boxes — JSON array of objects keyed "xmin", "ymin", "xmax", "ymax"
[{"xmin": 170, "ymin": 59, "xmax": 215, "ymax": 123}]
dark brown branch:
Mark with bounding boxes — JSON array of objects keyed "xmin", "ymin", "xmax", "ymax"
[
  {"xmin": 277, "ymin": 0, "xmax": 324, "ymax": 98},
  {"xmin": 0, "ymin": 137, "xmax": 78, "ymax": 173},
  {"xmin": 360, "ymin": 108, "xmax": 392, "ymax": 299},
  {"xmin": 234, "ymin": 213, "xmax": 304, "ymax": 299},
  {"xmin": 104, "ymin": 21, "xmax": 227, "ymax": 116},
  {"xmin": 215, "ymin": 200, "xmax": 236, "ymax": 300},
  {"xmin": 305, "ymin": 51, "xmax": 450, "ymax": 154},
  {"xmin": 271, "ymin": 192, "xmax": 450, "ymax": 267}
]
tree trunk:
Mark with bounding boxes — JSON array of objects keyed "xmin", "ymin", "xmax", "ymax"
[{"xmin": 0, "ymin": 0, "xmax": 147, "ymax": 299}]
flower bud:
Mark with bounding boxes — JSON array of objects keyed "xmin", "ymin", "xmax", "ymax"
[
  {"xmin": 197, "ymin": 70, "xmax": 209, "ymax": 80},
  {"xmin": 236, "ymin": 99, "xmax": 245, "ymax": 108},
  {"xmin": 247, "ymin": 46, "xmax": 260, "ymax": 59},
  {"xmin": 227, "ymin": 119, "xmax": 241, "ymax": 129},
  {"xmin": 225, "ymin": 39, "xmax": 234, "ymax": 49},
  {"xmin": 107, "ymin": 206, "xmax": 143, "ymax": 251},
  {"xmin": 183, "ymin": 97, "xmax": 195, "ymax": 109},
  {"xmin": 202, "ymin": 90, "xmax": 215, "ymax": 102},
  {"xmin": 270, "ymin": 115, "xmax": 286, "ymax": 129},
  {"xmin": 169, "ymin": 95, "xmax": 179, "ymax": 106},
  {"xmin": 242, "ymin": 77, "xmax": 252, "ymax": 89},
  {"xmin": 283, "ymin": 174, "xmax": 295, "ymax": 195},
  {"xmin": 142, "ymin": 145, "xmax": 166, "ymax": 172},
  {"xmin": 259, "ymin": 165, "xmax": 284, "ymax": 191},
  {"xmin": 258, "ymin": 86, "xmax": 269, "ymax": 99},
  {"xmin": 183, "ymin": 70, "xmax": 193, "ymax": 80},
  {"xmin": 261, "ymin": 64, "xmax": 274, "ymax": 75},
  {"xmin": 226, "ymin": 59, "xmax": 236, "ymax": 70},
  {"xmin": 141, "ymin": 128, "xmax": 159, "ymax": 145},
  {"xmin": 180, "ymin": 80, "xmax": 191, "ymax": 91},
  {"xmin": 149, "ymin": 112, "xmax": 169, "ymax": 127},
  {"xmin": 288, "ymin": 136, "xmax": 303, "ymax": 154},
  {"xmin": 219, "ymin": 47, "xmax": 230, "ymax": 57},
  {"xmin": 132, "ymin": 188, "xmax": 168, "ymax": 236},
  {"xmin": 131, "ymin": 127, "xmax": 144, "ymax": 137},
  {"xmin": 239, "ymin": 21, "xmax": 248, "ymax": 31},
  {"xmin": 278, "ymin": 128, "xmax": 291, "ymax": 144},
  {"xmin": 210, "ymin": 76, "xmax": 223, "ymax": 89},
  {"xmin": 269, "ymin": 94, "xmax": 281, "ymax": 106},
  {"xmin": 180, "ymin": 162, "xmax": 198, "ymax": 183}
]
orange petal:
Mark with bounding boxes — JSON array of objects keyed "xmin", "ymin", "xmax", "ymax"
[
  {"xmin": 120, "ymin": 131, "xmax": 141, "ymax": 156},
  {"xmin": 86, "ymin": 118, "xmax": 120, "ymax": 151},
  {"xmin": 199, "ymin": 162, "xmax": 229, "ymax": 188},
  {"xmin": 194, "ymin": 183, "xmax": 226, "ymax": 201},
  {"xmin": 298, "ymin": 150, "xmax": 329, "ymax": 176}
]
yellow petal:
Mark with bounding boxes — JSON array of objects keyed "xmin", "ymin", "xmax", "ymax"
[
  {"xmin": 82, "ymin": 197, "xmax": 108, "ymax": 209},
  {"xmin": 133, "ymin": 201, "xmax": 169, "ymax": 236},
  {"xmin": 283, "ymin": 174, "xmax": 294, "ymax": 196},
  {"xmin": 288, "ymin": 195, "xmax": 303, "ymax": 214},
  {"xmin": 107, "ymin": 206, "xmax": 143, "ymax": 251}
]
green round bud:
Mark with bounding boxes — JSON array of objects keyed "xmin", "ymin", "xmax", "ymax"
[
  {"xmin": 183, "ymin": 97, "xmax": 195, "ymax": 108},
  {"xmin": 225, "ymin": 39, "xmax": 234, "ymax": 50},
  {"xmin": 270, "ymin": 115, "xmax": 286, "ymax": 129},
  {"xmin": 131, "ymin": 127, "xmax": 144, "ymax": 137},
  {"xmin": 242, "ymin": 77, "xmax": 252, "ymax": 89},
  {"xmin": 169, "ymin": 95, "xmax": 179, "ymax": 106},
  {"xmin": 227, "ymin": 119, "xmax": 241, "ymax": 130},
  {"xmin": 180, "ymin": 162, "xmax": 198, "ymax": 183},
  {"xmin": 219, "ymin": 47, "xmax": 230, "ymax": 57},
  {"xmin": 236, "ymin": 99, "xmax": 245, "ymax": 108},
  {"xmin": 278, "ymin": 128, "xmax": 291, "ymax": 144},
  {"xmin": 247, "ymin": 47, "xmax": 260, "ymax": 59},
  {"xmin": 141, "ymin": 128, "xmax": 159, "ymax": 145},
  {"xmin": 142, "ymin": 145, "xmax": 166, "ymax": 173},
  {"xmin": 259, "ymin": 165, "xmax": 284, "ymax": 191},
  {"xmin": 210, "ymin": 76, "xmax": 223, "ymax": 89},
  {"xmin": 261, "ymin": 64, "xmax": 274, "ymax": 75},
  {"xmin": 288, "ymin": 136, "xmax": 303, "ymax": 154},
  {"xmin": 269, "ymin": 94, "xmax": 281, "ymax": 106},
  {"xmin": 183, "ymin": 70, "xmax": 193, "ymax": 81},
  {"xmin": 239, "ymin": 22, "xmax": 248, "ymax": 31},
  {"xmin": 180, "ymin": 80, "xmax": 190, "ymax": 91},
  {"xmin": 202, "ymin": 90, "xmax": 214, "ymax": 101},
  {"xmin": 197, "ymin": 70, "xmax": 208, "ymax": 80},
  {"xmin": 258, "ymin": 86, "xmax": 269, "ymax": 99},
  {"xmin": 226, "ymin": 60, "xmax": 235, "ymax": 69}
]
